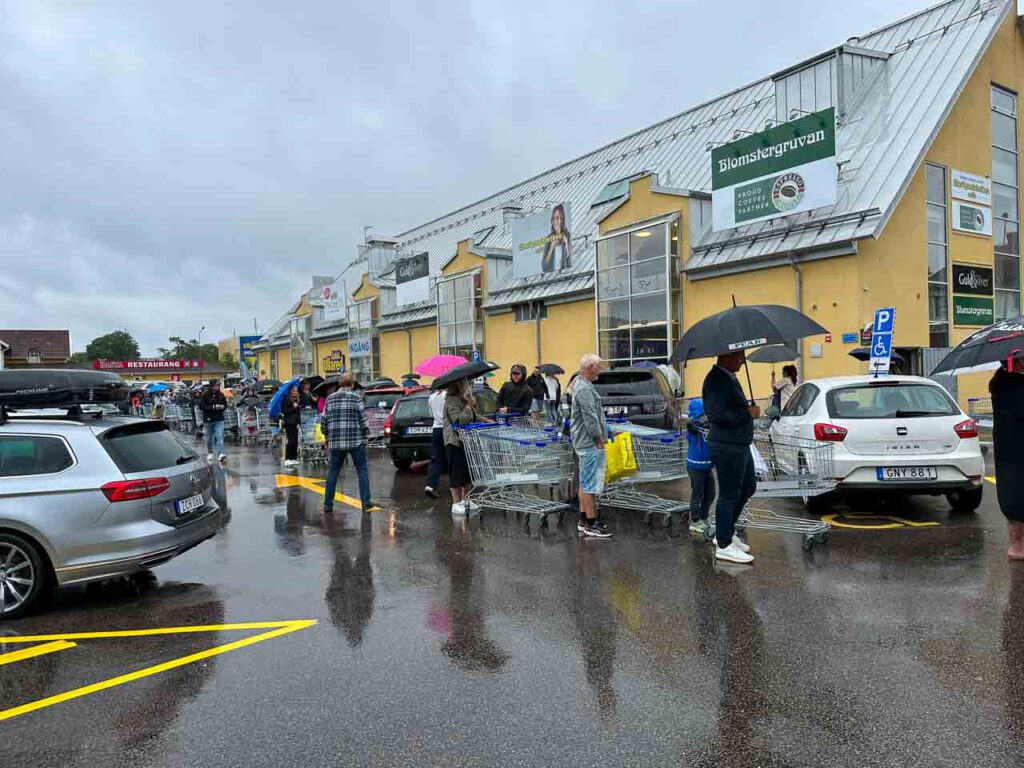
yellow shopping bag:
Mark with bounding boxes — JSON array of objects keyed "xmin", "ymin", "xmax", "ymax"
[
  {"xmin": 604, "ymin": 431, "xmax": 637, "ymax": 483},
  {"xmin": 313, "ymin": 422, "xmax": 326, "ymax": 444}
]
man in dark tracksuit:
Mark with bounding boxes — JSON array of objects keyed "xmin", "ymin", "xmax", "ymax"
[{"xmin": 702, "ymin": 351, "xmax": 756, "ymax": 564}]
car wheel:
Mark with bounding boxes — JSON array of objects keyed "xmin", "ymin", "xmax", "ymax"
[
  {"xmin": 393, "ymin": 458, "xmax": 413, "ymax": 471},
  {"xmin": 0, "ymin": 532, "xmax": 49, "ymax": 620},
  {"xmin": 803, "ymin": 493, "xmax": 832, "ymax": 517},
  {"xmin": 947, "ymin": 487, "xmax": 983, "ymax": 513}
]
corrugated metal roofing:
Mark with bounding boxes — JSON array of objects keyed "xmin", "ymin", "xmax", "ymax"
[
  {"xmin": 377, "ymin": 302, "xmax": 438, "ymax": 328},
  {"xmin": 381, "ymin": 0, "xmax": 1006, "ymax": 293}
]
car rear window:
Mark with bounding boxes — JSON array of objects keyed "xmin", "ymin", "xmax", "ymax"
[
  {"xmin": 826, "ymin": 383, "xmax": 959, "ymax": 419},
  {"xmin": 102, "ymin": 422, "xmax": 198, "ymax": 473},
  {"xmin": 594, "ymin": 372, "xmax": 657, "ymax": 397},
  {"xmin": 394, "ymin": 397, "xmax": 432, "ymax": 422},
  {"xmin": 364, "ymin": 392, "xmax": 402, "ymax": 410}
]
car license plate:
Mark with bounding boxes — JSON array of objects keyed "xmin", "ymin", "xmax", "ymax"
[
  {"xmin": 175, "ymin": 492, "xmax": 204, "ymax": 517},
  {"xmin": 603, "ymin": 406, "xmax": 627, "ymax": 415},
  {"xmin": 406, "ymin": 426, "xmax": 432, "ymax": 435},
  {"xmin": 876, "ymin": 466, "xmax": 938, "ymax": 481}
]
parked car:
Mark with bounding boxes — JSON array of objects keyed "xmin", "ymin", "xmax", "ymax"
[
  {"xmin": 769, "ymin": 375, "xmax": 984, "ymax": 512},
  {"xmin": 592, "ymin": 367, "xmax": 681, "ymax": 430},
  {"xmin": 0, "ymin": 373, "xmax": 222, "ymax": 618},
  {"xmin": 386, "ymin": 387, "xmax": 497, "ymax": 470}
]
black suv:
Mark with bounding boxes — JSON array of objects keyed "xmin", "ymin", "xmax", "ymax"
[
  {"xmin": 387, "ymin": 387, "xmax": 498, "ymax": 470},
  {"xmin": 592, "ymin": 367, "xmax": 681, "ymax": 430}
]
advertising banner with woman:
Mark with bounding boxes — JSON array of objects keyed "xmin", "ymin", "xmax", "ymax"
[{"xmin": 510, "ymin": 203, "xmax": 573, "ymax": 279}]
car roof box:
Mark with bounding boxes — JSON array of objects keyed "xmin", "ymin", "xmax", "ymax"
[{"xmin": 0, "ymin": 369, "xmax": 130, "ymax": 408}]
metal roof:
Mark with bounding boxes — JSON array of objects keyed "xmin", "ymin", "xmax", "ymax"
[
  {"xmin": 377, "ymin": 302, "xmax": 438, "ymax": 329},
  {"xmin": 382, "ymin": 0, "xmax": 1006, "ymax": 293}
]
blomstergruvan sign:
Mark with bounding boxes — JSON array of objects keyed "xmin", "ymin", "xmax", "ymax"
[{"xmin": 711, "ymin": 107, "xmax": 837, "ymax": 231}]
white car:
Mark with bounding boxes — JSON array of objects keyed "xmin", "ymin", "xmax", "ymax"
[{"xmin": 769, "ymin": 375, "xmax": 984, "ymax": 512}]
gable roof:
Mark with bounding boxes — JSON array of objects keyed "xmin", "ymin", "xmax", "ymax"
[
  {"xmin": 0, "ymin": 330, "xmax": 70, "ymax": 360},
  {"xmin": 375, "ymin": 0, "xmax": 1006, "ymax": 300}
]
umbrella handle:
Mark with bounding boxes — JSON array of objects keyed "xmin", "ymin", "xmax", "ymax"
[{"xmin": 743, "ymin": 359, "xmax": 756, "ymax": 406}]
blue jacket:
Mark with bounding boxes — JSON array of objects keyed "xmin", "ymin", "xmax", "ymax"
[{"xmin": 686, "ymin": 398, "xmax": 712, "ymax": 470}]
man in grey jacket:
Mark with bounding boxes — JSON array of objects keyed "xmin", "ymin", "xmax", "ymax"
[{"xmin": 571, "ymin": 353, "xmax": 612, "ymax": 538}]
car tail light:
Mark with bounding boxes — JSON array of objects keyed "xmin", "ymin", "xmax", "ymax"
[
  {"xmin": 384, "ymin": 412, "xmax": 393, "ymax": 436},
  {"xmin": 813, "ymin": 423, "xmax": 848, "ymax": 442},
  {"xmin": 954, "ymin": 419, "xmax": 978, "ymax": 439},
  {"xmin": 643, "ymin": 400, "xmax": 667, "ymax": 414},
  {"xmin": 102, "ymin": 477, "xmax": 171, "ymax": 502}
]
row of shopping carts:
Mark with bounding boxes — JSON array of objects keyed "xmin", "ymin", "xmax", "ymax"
[{"xmin": 457, "ymin": 414, "xmax": 834, "ymax": 548}]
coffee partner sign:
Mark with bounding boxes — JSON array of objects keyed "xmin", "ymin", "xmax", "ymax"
[
  {"xmin": 711, "ymin": 107, "xmax": 837, "ymax": 231},
  {"xmin": 952, "ymin": 264, "xmax": 994, "ymax": 326},
  {"xmin": 951, "ymin": 200, "xmax": 992, "ymax": 236},
  {"xmin": 395, "ymin": 252, "xmax": 430, "ymax": 306}
]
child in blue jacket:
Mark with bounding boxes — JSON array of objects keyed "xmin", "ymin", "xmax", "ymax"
[{"xmin": 686, "ymin": 398, "xmax": 715, "ymax": 536}]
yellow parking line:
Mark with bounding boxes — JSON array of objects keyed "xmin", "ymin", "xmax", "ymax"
[
  {"xmin": 986, "ymin": 476, "xmax": 997, "ymax": 484},
  {"xmin": 0, "ymin": 640, "xmax": 76, "ymax": 665},
  {"xmin": 275, "ymin": 474, "xmax": 380, "ymax": 511},
  {"xmin": 0, "ymin": 619, "xmax": 315, "ymax": 721},
  {"xmin": 0, "ymin": 620, "xmax": 312, "ymax": 644}
]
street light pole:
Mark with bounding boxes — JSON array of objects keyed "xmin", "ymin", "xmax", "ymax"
[{"xmin": 198, "ymin": 326, "xmax": 205, "ymax": 347}]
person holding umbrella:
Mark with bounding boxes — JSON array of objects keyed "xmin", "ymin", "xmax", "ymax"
[
  {"xmin": 539, "ymin": 364, "xmax": 563, "ymax": 425},
  {"xmin": 444, "ymin": 378, "xmax": 480, "ymax": 516},
  {"xmin": 281, "ymin": 386, "xmax": 301, "ymax": 468},
  {"xmin": 771, "ymin": 365, "xmax": 799, "ymax": 412},
  {"xmin": 991, "ymin": 355, "xmax": 1024, "ymax": 559}
]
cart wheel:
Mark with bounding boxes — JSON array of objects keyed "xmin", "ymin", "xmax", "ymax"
[
  {"xmin": 644, "ymin": 513, "xmax": 653, "ymax": 527},
  {"xmin": 540, "ymin": 514, "xmax": 549, "ymax": 530},
  {"xmin": 802, "ymin": 535, "xmax": 815, "ymax": 551},
  {"xmin": 814, "ymin": 531, "xmax": 828, "ymax": 546},
  {"xmin": 557, "ymin": 510, "xmax": 565, "ymax": 527},
  {"xmin": 702, "ymin": 525, "xmax": 715, "ymax": 542}
]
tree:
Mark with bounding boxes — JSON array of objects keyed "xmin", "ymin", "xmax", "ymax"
[
  {"xmin": 220, "ymin": 352, "xmax": 238, "ymax": 369},
  {"xmin": 86, "ymin": 330, "xmax": 140, "ymax": 361},
  {"xmin": 68, "ymin": 352, "xmax": 88, "ymax": 364},
  {"xmin": 158, "ymin": 337, "xmax": 220, "ymax": 364}
]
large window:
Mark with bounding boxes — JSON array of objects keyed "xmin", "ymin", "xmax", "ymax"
[
  {"xmin": 437, "ymin": 272, "xmax": 482, "ymax": 359},
  {"xmin": 347, "ymin": 299, "xmax": 378, "ymax": 381},
  {"xmin": 290, "ymin": 315, "xmax": 313, "ymax": 377},
  {"xmin": 926, "ymin": 163, "xmax": 949, "ymax": 347},
  {"xmin": 993, "ymin": 85, "xmax": 1020, "ymax": 320},
  {"xmin": 775, "ymin": 58, "xmax": 834, "ymax": 124},
  {"xmin": 596, "ymin": 221, "xmax": 675, "ymax": 366}
]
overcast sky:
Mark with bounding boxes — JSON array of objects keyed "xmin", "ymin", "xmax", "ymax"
[{"xmin": 0, "ymin": 0, "xmax": 928, "ymax": 356}]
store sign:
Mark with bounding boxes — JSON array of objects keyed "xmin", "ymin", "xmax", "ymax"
[
  {"xmin": 711, "ymin": 108, "xmax": 837, "ymax": 231},
  {"xmin": 952, "ymin": 201, "xmax": 992, "ymax": 236},
  {"xmin": 239, "ymin": 335, "xmax": 260, "ymax": 370},
  {"xmin": 321, "ymin": 279, "xmax": 345, "ymax": 322},
  {"xmin": 953, "ymin": 295, "xmax": 994, "ymax": 326},
  {"xmin": 396, "ymin": 252, "xmax": 430, "ymax": 306},
  {"xmin": 951, "ymin": 169, "xmax": 992, "ymax": 206},
  {"xmin": 952, "ymin": 264, "xmax": 994, "ymax": 297},
  {"xmin": 511, "ymin": 202, "xmax": 573, "ymax": 279},
  {"xmin": 348, "ymin": 336, "xmax": 372, "ymax": 358},
  {"xmin": 321, "ymin": 349, "xmax": 346, "ymax": 373},
  {"xmin": 92, "ymin": 359, "xmax": 203, "ymax": 370}
]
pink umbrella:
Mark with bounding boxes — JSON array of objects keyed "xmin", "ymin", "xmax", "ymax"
[{"xmin": 415, "ymin": 354, "xmax": 468, "ymax": 378}]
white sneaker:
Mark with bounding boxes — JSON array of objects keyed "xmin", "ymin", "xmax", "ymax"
[
  {"xmin": 283, "ymin": 459, "xmax": 297, "ymax": 467},
  {"xmin": 451, "ymin": 502, "xmax": 467, "ymax": 516},
  {"xmin": 715, "ymin": 543, "xmax": 754, "ymax": 564},
  {"xmin": 733, "ymin": 536, "xmax": 750, "ymax": 553},
  {"xmin": 218, "ymin": 453, "xmax": 227, "ymax": 462},
  {"xmin": 464, "ymin": 499, "xmax": 480, "ymax": 513},
  {"xmin": 207, "ymin": 453, "xmax": 213, "ymax": 461}
]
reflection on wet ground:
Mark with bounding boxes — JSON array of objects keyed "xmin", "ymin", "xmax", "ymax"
[{"xmin": 3, "ymin": 443, "xmax": 1024, "ymax": 767}]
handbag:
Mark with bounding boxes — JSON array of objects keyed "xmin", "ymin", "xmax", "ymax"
[{"xmin": 604, "ymin": 432, "xmax": 638, "ymax": 483}]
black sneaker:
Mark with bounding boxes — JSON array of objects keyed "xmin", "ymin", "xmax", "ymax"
[
  {"xmin": 582, "ymin": 520, "xmax": 612, "ymax": 539},
  {"xmin": 425, "ymin": 486, "xmax": 439, "ymax": 499},
  {"xmin": 577, "ymin": 518, "xmax": 588, "ymax": 533}
]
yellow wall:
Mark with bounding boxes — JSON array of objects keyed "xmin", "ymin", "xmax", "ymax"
[
  {"xmin": 314, "ymin": 338, "xmax": 347, "ymax": 375},
  {"xmin": 542, "ymin": 299, "xmax": 597, "ymax": 377},
  {"xmin": 274, "ymin": 347, "xmax": 292, "ymax": 379},
  {"xmin": 601, "ymin": 176, "xmax": 686, "ymax": 233},
  {"xmin": 442, "ymin": 240, "xmax": 486, "ymax": 289},
  {"xmin": 353, "ymin": 275, "xmax": 381, "ymax": 302},
  {"xmin": 256, "ymin": 350, "xmax": 271, "ymax": 379},
  {"xmin": 379, "ymin": 325, "xmax": 437, "ymax": 382}
]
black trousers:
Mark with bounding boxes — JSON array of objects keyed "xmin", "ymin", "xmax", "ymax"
[
  {"xmin": 709, "ymin": 442, "xmax": 756, "ymax": 548},
  {"xmin": 284, "ymin": 423, "xmax": 298, "ymax": 461}
]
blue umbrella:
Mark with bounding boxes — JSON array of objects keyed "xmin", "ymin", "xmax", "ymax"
[
  {"xmin": 268, "ymin": 376, "xmax": 302, "ymax": 420},
  {"xmin": 145, "ymin": 383, "xmax": 170, "ymax": 393},
  {"xmin": 633, "ymin": 360, "xmax": 659, "ymax": 368}
]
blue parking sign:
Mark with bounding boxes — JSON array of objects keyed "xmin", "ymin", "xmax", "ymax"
[
  {"xmin": 869, "ymin": 307, "xmax": 895, "ymax": 376},
  {"xmin": 873, "ymin": 307, "xmax": 895, "ymax": 334},
  {"xmin": 471, "ymin": 350, "xmax": 481, "ymax": 363}
]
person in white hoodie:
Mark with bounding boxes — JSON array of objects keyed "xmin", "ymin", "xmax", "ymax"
[{"xmin": 424, "ymin": 388, "xmax": 447, "ymax": 499}]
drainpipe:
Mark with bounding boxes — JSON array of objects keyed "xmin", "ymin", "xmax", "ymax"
[
  {"xmin": 534, "ymin": 302, "xmax": 542, "ymax": 366},
  {"xmin": 405, "ymin": 328, "xmax": 413, "ymax": 374},
  {"xmin": 791, "ymin": 260, "xmax": 803, "ymax": 374}
]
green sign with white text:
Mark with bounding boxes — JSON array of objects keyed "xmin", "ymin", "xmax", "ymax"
[{"xmin": 953, "ymin": 295, "xmax": 994, "ymax": 326}]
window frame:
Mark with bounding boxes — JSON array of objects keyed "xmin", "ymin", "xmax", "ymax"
[
  {"xmin": 436, "ymin": 270, "xmax": 483, "ymax": 358},
  {"xmin": 925, "ymin": 162, "xmax": 949, "ymax": 347},
  {"xmin": 993, "ymin": 84, "xmax": 1021, "ymax": 321},
  {"xmin": 780, "ymin": 383, "xmax": 819, "ymax": 418},
  {"xmin": 0, "ymin": 434, "xmax": 77, "ymax": 479}
]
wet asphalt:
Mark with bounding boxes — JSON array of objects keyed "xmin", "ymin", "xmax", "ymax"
[{"xmin": 2, "ymin": 441, "xmax": 1023, "ymax": 767}]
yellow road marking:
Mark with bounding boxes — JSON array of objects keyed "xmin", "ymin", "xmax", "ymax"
[
  {"xmin": 822, "ymin": 513, "xmax": 941, "ymax": 530},
  {"xmin": 275, "ymin": 473, "xmax": 379, "ymax": 511},
  {"xmin": 986, "ymin": 476, "xmax": 997, "ymax": 484},
  {"xmin": 0, "ymin": 640, "xmax": 75, "ymax": 666},
  {"xmin": 0, "ymin": 619, "xmax": 315, "ymax": 722},
  {"xmin": 0, "ymin": 620, "xmax": 311, "ymax": 644}
]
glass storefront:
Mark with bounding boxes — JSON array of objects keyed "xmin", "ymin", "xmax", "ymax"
[
  {"xmin": 437, "ymin": 271, "xmax": 483, "ymax": 359},
  {"xmin": 596, "ymin": 218, "xmax": 680, "ymax": 367},
  {"xmin": 347, "ymin": 298, "xmax": 379, "ymax": 381},
  {"xmin": 290, "ymin": 315, "xmax": 314, "ymax": 377}
]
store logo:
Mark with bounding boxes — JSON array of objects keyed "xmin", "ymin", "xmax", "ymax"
[
  {"xmin": 727, "ymin": 337, "xmax": 767, "ymax": 351},
  {"xmin": 957, "ymin": 269, "xmax": 990, "ymax": 291},
  {"xmin": 771, "ymin": 173, "xmax": 805, "ymax": 212},
  {"xmin": 322, "ymin": 286, "xmax": 332, "ymax": 300}
]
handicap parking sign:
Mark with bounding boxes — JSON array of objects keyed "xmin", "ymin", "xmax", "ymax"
[
  {"xmin": 869, "ymin": 307, "xmax": 895, "ymax": 376},
  {"xmin": 873, "ymin": 307, "xmax": 895, "ymax": 335},
  {"xmin": 471, "ymin": 350, "xmax": 481, "ymax": 363}
]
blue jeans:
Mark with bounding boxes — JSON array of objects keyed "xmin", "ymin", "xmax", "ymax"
[
  {"xmin": 206, "ymin": 421, "xmax": 225, "ymax": 455},
  {"xmin": 687, "ymin": 467, "xmax": 715, "ymax": 523},
  {"xmin": 426, "ymin": 427, "xmax": 447, "ymax": 489},
  {"xmin": 324, "ymin": 444, "xmax": 371, "ymax": 510},
  {"xmin": 710, "ymin": 442, "xmax": 756, "ymax": 548}
]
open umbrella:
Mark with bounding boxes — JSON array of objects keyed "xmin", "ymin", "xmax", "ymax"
[
  {"xmin": 145, "ymin": 382, "xmax": 170, "ymax": 393},
  {"xmin": 416, "ymin": 354, "xmax": 468, "ymax": 378},
  {"xmin": 537, "ymin": 363, "xmax": 565, "ymax": 375},
  {"xmin": 632, "ymin": 360, "xmax": 659, "ymax": 369},
  {"xmin": 848, "ymin": 347, "xmax": 906, "ymax": 364},
  {"xmin": 747, "ymin": 344, "xmax": 799, "ymax": 364},
  {"xmin": 431, "ymin": 361, "xmax": 500, "ymax": 390},
  {"xmin": 304, "ymin": 375, "xmax": 325, "ymax": 391},
  {"xmin": 312, "ymin": 375, "xmax": 340, "ymax": 397},
  {"xmin": 256, "ymin": 379, "xmax": 282, "ymax": 396},
  {"xmin": 402, "ymin": 373, "xmax": 421, "ymax": 380},
  {"xmin": 268, "ymin": 376, "xmax": 302, "ymax": 419},
  {"xmin": 931, "ymin": 316, "xmax": 1024, "ymax": 375}
]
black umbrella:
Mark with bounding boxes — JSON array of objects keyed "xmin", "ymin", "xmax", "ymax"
[
  {"xmin": 430, "ymin": 360, "xmax": 500, "ymax": 390},
  {"xmin": 848, "ymin": 347, "xmax": 906, "ymax": 364},
  {"xmin": 747, "ymin": 343, "xmax": 799, "ymax": 364},
  {"xmin": 669, "ymin": 303, "xmax": 828, "ymax": 364},
  {"xmin": 304, "ymin": 375, "xmax": 325, "ymax": 391},
  {"xmin": 538, "ymin": 363, "xmax": 565, "ymax": 375},
  {"xmin": 401, "ymin": 373, "xmax": 421, "ymax": 380},
  {"xmin": 931, "ymin": 316, "xmax": 1024, "ymax": 375},
  {"xmin": 312, "ymin": 375, "xmax": 340, "ymax": 397}
]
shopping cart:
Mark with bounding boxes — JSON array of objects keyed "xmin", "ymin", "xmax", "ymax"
[
  {"xmin": 599, "ymin": 420, "xmax": 689, "ymax": 525},
  {"xmin": 458, "ymin": 422, "xmax": 573, "ymax": 527},
  {"xmin": 223, "ymin": 406, "xmax": 240, "ymax": 445},
  {"xmin": 237, "ymin": 403, "xmax": 261, "ymax": 445},
  {"xmin": 698, "ymin": 426, "xmax": 833, "ymax": 550},
  {"xmin": 163, "ymin": 403, "xmax": 181, "ymax": 430},
  {"xmin": 967, "ymin": 396, "xmax": 993, "ymax": 452},
  {"xmin": 177, "ymin": 404, "xmax": 196, "ymax": 434},
  {"xmin": 255, "ymin": 406, "xmax": 275, "ymax": 447},
  {"xmin": 364, "ymin": 406, "xmax": 390, "ymax": 448},
  {"xmin": 298, "ymin": 413, "xmax": 326, "ymax": 465}
]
